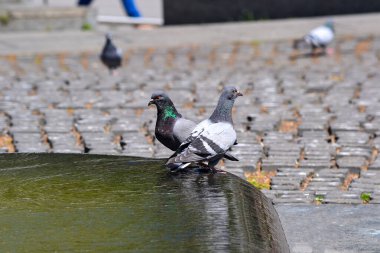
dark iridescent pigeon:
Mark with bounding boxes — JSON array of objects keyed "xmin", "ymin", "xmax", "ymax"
[
  {"xmin": 148, "ymin": 91, "xmax": 196, "ymax": 151},
  {"xmin": 148, "ymin": 91, "xmax": 238, "ymax": 162},
  {"xmin": 293, "ymin": 20, "xmax": 335, "ymax": 53},
  {"xmin": 166, "ymin": 87, "xmax": 242, "ymax": 170},
  {"xmin": 100, "ymin": 33, "xmax": 122, "ymax": 74}
]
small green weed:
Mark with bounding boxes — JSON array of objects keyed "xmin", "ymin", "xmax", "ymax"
[
  {"xmin": 81, "ymin": 22, "xmax": 92, "ymax": 31},
  {"xmin": 314, "ymin": 195, "xmax": 324, "ymax": 204},
  {"xmin": 0, "ymin": 14, "xmax": 10, "ymax": 25},
  {"xmin": 360, "ymin": 192, "xmax": 372, "ymax": 204}
]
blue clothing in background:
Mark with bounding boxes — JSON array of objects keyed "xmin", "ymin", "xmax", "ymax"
[
  {"xmin": 78, "ymin": 0, "xmax": 141, "ymax": 17},
  {"xmin": 121, "ymin": 0, "xmax": 141, "ymax": 17},
  {"xmin": 78, "ymin": 0, "xmax": 92, "ymax": 5}
]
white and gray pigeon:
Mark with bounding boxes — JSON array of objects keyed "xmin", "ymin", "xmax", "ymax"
[
  {"xmin": 166, "ymin": 86, "xmax": 242, "ymax": 171},
  {"xmin": 100, "ymin": 33, "xmax": 122, "ymax": 74},
  {"xmin": 294, "ymin": 20, "xmax": 335, "ymax": 52},
  {"xmin": 148, "ymin": 91, "xmax": 239, "ymax": 162}
]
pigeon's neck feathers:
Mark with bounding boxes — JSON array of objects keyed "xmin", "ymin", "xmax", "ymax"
[
  {"xmin": 209, "ymin": 96, "xmax": 234, "ymax": 124},
  {"xmin": 156, "ymin": 100, "xmax": 181, "ymax": 121},
  {"xmin": 163, "ymin": 106, "xmax": 180, "ymax": 120},
  {"xmin": 104, "ymin": 38, "xmax": 116, "ymax": 51},
  {"xmin": 324, "ymin": 22, "xmax": 334, "ymax": 33}
]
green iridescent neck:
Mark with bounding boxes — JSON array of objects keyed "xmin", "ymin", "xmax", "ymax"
[{"xmin": 163, "ymin": 106, "xmax": 177, "ymax": 120}]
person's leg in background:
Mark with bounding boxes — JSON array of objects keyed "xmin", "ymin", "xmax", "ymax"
[
  {"xmin": 78, "ymin": 0, "xmax": 93, "ymax": 6},
  {"xmin": 120, "ymin": 0, "xmax": 141, "ymax": 17},
  {"xmin": 121, "ymin": 0, "xmax": 155, "ymax": 30}
]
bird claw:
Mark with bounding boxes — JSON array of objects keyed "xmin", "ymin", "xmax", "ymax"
[
  {"xmin": 326, "ymin": 48, "xmax": 335, "ymax": 55},
  {"xmin": 211, "ymin": 168, "xmax": 227, "ymax": 174},
  {"xmin": 199, "ymin": 163, "xmax": 226, "ymax": 174}
]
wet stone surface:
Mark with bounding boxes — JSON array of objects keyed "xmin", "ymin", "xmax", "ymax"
[
  {"xmin": 0, "ymin": 153, "xmax": 290, "ymax": 253},
  {"xmin": 0, "ymin": 35, "xmax": 380, "ymax": 205}
]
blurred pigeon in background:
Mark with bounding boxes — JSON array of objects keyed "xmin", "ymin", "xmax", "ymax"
[
  {"xmin": 166, "ymin": 87, "xmax": 242, "ymax": 171},
  {"xmin": 293, "ymin": 20, "xmax": 335, "ymax": 54},
  {"xmin": 100, "ymin": 33, "xmax": 122, "ymax": 75}
]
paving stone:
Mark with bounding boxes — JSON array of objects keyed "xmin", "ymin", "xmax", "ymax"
[
  {"xmin": 299, "ymin": 160, "xmax": 331, "ymax": 169},
  {"xmin": 337, "ymin": 156, "xmax": 367, "ymax": 168},
  {"xmin": 272, "ymin": 198, "xmax": 313, "ymax": 204},
  {"xmin": 292, "ymin": 243, "xmax": 313, "ymax": 253},
  {"xmin": 336, "ymin": 146, "xmax": 372, "ymax": 158},
  {"xmin": 336, "ymin": 131, "xmax": 370, "ymax": 145},
  {"xmin": 369, "ymin": 158, "xmax": 380, "ymax": 170}
]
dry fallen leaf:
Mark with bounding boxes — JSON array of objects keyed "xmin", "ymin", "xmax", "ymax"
[
  {"xmin": 358, "ymin": 105, "xmax": 366, "ymax": 113},
  {"xmin": 245, "ymin": 170, "xmax": 276, "ymax": 190},
  {"xmin": 260, "ymin": 106, "xmax": 269, "ymax": 114},
  {"xmin": 85, "ymin": 102, "xmax": 93, "ymax": 109},
  {"xmin": 67, "ymin": 107, "xmax": 75, "ymax": 116},
  {"xmin": 135, "ymin": 108, "xmax": 144, "ymax": 117},
  {"xmin": 278, "ymin": 120, "xmax": 300, "ymax": 133},
  {"xmin": 197, "ymin": 107, "xmax": 206, "ymax": 116},
  {"xmin": 355, "ymin": 39, "xmax": 372, "ymax": 57},
  {"xmin": 341, "ymin": 173, "xmax": 359, "ymax": 191},
  {"xmin": 300, "ymin": 172, "xmax": 315, "ymax": 191},
  {"xmin": 0, "ymin": 134, "xmax": 16, "ymax": 153}
]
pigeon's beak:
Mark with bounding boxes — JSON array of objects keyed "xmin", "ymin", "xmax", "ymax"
[
  {"xmin": 236, "ymin": 91, "xmax": 243, "ymax": 97},
  {"xmin": 148, "ymin": 100, "xmax": 155, "ymax": 106}
]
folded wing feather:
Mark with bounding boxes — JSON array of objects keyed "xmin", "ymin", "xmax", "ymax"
[{"xmin": 173, "ymin": 122, "xmax": 236, "ymax": 163}]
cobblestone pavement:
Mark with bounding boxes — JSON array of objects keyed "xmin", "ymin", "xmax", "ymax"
[
  {"xmin": 0, "ymin": 33, "xmax": 380, "ymax": 207},
  {"xmin": 277, "ymin": 204, "xmax": 380, "ymax": 253}
]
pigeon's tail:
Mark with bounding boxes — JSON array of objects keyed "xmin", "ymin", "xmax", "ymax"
[
  {"xmin": 166, "ymin": 161, "xmax": 190, "ymax": 171},
  {"xmin": 165, "ymin": 161, "xmax": 179, "ymax": 170},
  {"xmin": 166, "ymin": 156, "xmax": 176, "ymax": 166},
  {"xmin": 293, "ymin": 38, "xmax": 307, "ymax": 49},
  {"xmin": 224, "ymin": 152, "xmax": 239, "ymax": 161},
  {"xmin": 166, "ymin": 154, "xmax": 192, "ymax": 170}
]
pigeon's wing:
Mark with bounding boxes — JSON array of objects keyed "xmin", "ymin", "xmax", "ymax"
[
  {"xmin": 173, "ymin": 117, "xmax": 196, "ymax": 143},
  {"xmin": 223, "ymin": 140, "xmax": 239, "ymax": 161},
  {"xmin": 224, "ymin": 152, "xmax": 239, "ymax": 161},
  {"xmin": 100, "ymin": 41, "xmax": 122, "ymax": 69},
  {"xmin": 172, "ymin": 122, "xmax": 236, "ymax": 163},
  {"xmin": 173, "ymin": 119, "xmax": 211, "ymax": 154},
  {"xmin": 116, "ymin": 48, "xmax": 123, "ymax": 57}
]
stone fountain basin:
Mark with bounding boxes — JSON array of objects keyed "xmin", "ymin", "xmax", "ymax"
[{"xmin": 0, "ymin": 153, "xmax": 289, "ymax": 252}]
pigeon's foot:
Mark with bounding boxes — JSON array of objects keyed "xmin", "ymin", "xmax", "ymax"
[
  {"xmin": 210, "ymin": 167, "xmax": 227, "ymax": 174},
  {"xmin": 192, "ymin": 163, "xmax": 211, "ymax": 173},
  {"xmin": 167, "ymin": 162, "xmax": 226, "ymax": 174},
  {"xmin": 311, "ymin": 49, "xmax": 319, "ymax": 57},
  {"xmin": 168, "ymin": 163, "xmax": 209, "ymax": 174},
  {"xmin": 326, "ymin": 47, "xmax": 335, "ymax": 55},
  {"xmin": 196, "ymin": 163, "xmax": 227, "ymax": 174},
  {"xmin": 310, "ymin": 49, "xmax": 326, "ymax": 58}
]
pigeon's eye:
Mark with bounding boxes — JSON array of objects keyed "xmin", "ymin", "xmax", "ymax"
[{"xmin": 154, "ymin": 96, "xmax": 162, "ymax": 100}]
